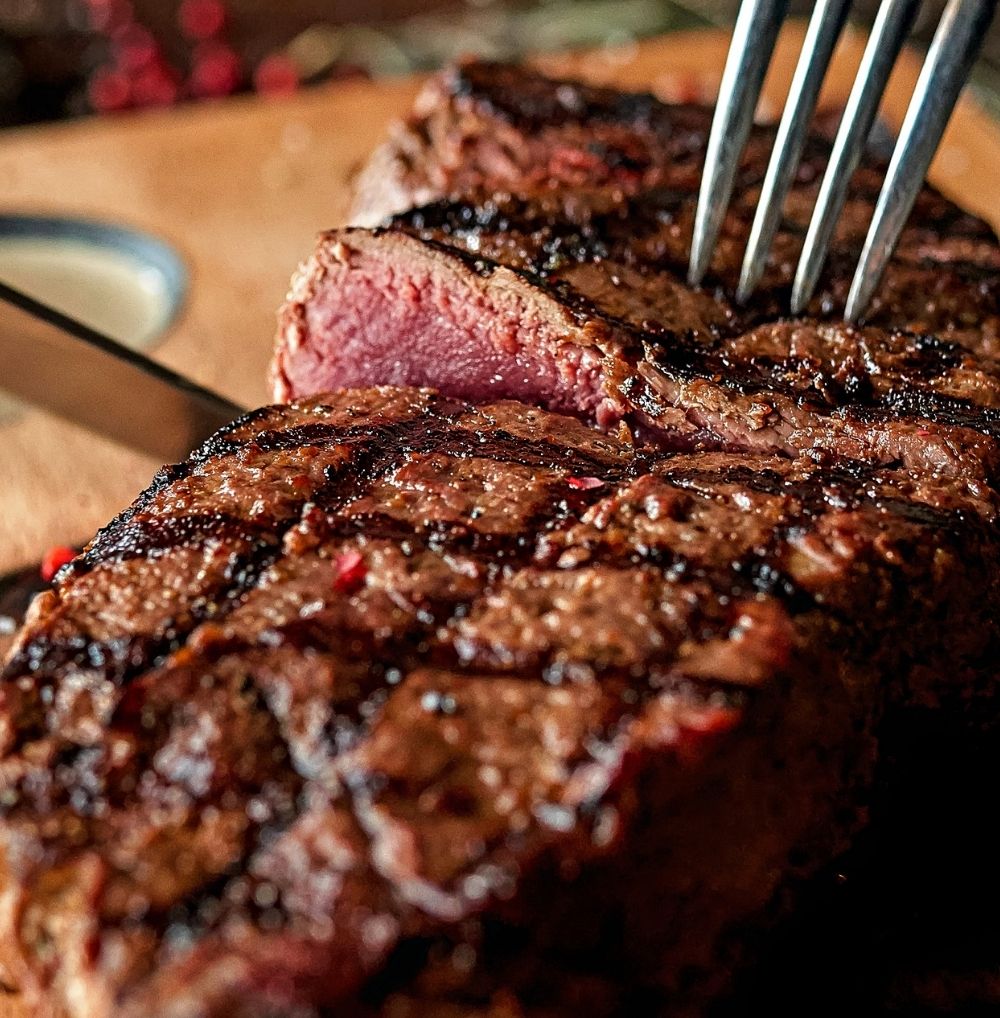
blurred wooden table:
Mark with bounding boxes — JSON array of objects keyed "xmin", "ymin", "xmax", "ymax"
[{"xmin": 2, "ymin": 19, "xmax": 1000, "ymax": 1018}]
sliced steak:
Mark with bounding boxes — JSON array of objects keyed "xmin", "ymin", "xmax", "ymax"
[
  {"xmin": 348, "ymin": 61, "xmax": 1000, "ymax": 314},
  {"xmin": 349, "ymin": 61, "xmax": 719, "ymax": 226},
  {"xmin": 274, "ymin": 218, "xmax": 1000, "ymax": 483},
  {"xmin": 276, "ymin": 64, "xmax": 1000, "ymax": 481},
  {"xmin": 347, "ymin": 61, "xmax": 860, "ymax": 230},
  {"xmin": 2, "ymin": 388, "xmax": 998, "ymax": 1018}
]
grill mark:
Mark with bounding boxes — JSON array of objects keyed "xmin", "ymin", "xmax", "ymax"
[
  {"xmin": 639, "ymin": 322, "xmax": 979, "ymax": 406},
  {"xmin": 707, "ymin": 340, "xmax": 971, "ymax": 396},
  {"xmin": 0, "ymin": 535, "xmax": 282, "ymax": 700},
  {"xmin": 393, "ymin": 199, "xmax": 730, "ymax": 325},
  {"xmin": 393, "ymin": 188, "xmax": 695, "ymax": 274},
  {"xmin": 540, "ymin": 537, "xmax": 810, "ymax": 607},
  {"xmin": 820, "ymin": 246, "xmax": 1000, "ymax": 295},
  {"xmin": 331, "ymin": 499, "xmax": 602, "ymax": 556},
  {"xmin": 103, "ymin": 405, "xmax": 287, "ymax": 534},
  {"xmin": 6, "ymin": 667, "xmax": 308, "ymax": 937},
  {"xmin": 872, "ymin": 330, "xmax": 970, "ymax": 367},
  {"xmin": 307, "ymin": 417, "xmax": 635, "ymax": 512},
  {"xmin": 104, "ymin": 397, "xmax": 474, "ymax": 533},
  {"xmin": 432, "ymin": 426, "xmax": 632, "ymax": 474},
  {"xmin": 656, "ymin": 462, "xmax": 987, "ymax": 532},
  {"xmin": 639, "ymin": 346, "xmax": 1000, "ymax": 436},
  {"xmin": 75, "ymin": 403, "xmax": 470, "ymax": 577},
  {"xmin": 845, "ymin": 389, "xmax": 1000, "ymax": 435},
  {"xmin": 451, "ymin": 62, "xmax": 676, "ymax": 135},
  {"xmin": 2, "ymin": 630, "xmax": 170, "ymax": 688},
  {"xmin": 78, "ymin": 513, "xmax": 278, "ymax": 573},
  {"xmin": 393, "ymin": 184, "xmax": 999, "ymax": 313},
  {"xmin": 905, "ymin": 255, "xmax": 1000, "ymax": 281}
]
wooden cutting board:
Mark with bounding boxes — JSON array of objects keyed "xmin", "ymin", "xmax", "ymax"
[{"xmin": 1, "ymin": 21, "xmax": 999, "ymax": 1014}]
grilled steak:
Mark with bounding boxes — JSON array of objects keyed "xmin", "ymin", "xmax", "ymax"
[
  {"xmin": 5, "ymin": 59, "xmax": 1000, "ymax": 1018},
  {"xmin": 2, "ymin": 387, "xmax": 998, "ymax": 1018},
  {"xmin": 274, "ymin": 63, "xmax": 1000, "ymax": 482}
]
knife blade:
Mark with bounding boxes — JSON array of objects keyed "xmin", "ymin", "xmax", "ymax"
[{"xmin": 0, "ymin": 280, "xmax": 247, "ymax": 462}]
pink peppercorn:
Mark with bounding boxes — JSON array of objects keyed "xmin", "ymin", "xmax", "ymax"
[
  {"xmin": 40, "ymin": 546, "xmax": 76, "ymax": 583},
  {"xmin": 566, "ymin": 476, "xmax": 605, "ymax": 490},
  {"xmin": 333, "ymin": 550, "xmax": 367, "ymax": 594}
]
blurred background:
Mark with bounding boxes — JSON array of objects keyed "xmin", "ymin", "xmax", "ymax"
[{"xmin": 2, "ymin": 0, "xmax": 999, "ymax": 128}]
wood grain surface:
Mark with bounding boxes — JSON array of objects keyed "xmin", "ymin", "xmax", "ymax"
[{"xmin": 0, "ymin": 22, "xmax": 999, "ymax": 1011}]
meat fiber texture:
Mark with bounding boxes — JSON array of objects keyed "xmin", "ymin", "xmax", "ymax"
[
  {"xmin": 2, "ymin": 387, "xmax": 999, "ymax": 1018},
  {"xmin": 273, "ymin": 62, "xmax": 1000, "ymax": 488}
]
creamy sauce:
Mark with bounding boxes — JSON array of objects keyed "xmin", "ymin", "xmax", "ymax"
[
  {"xmin": 0, "ymin": 237, "xmax": 173, "ymax": 345},
  {"xmin": 0, "ymin": 236, "xmax": 177, "ymax": 422}
]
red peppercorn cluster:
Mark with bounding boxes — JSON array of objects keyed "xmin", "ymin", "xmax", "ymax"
[{"xmin": 84, "ymin": 0, "xmax": 300, "ymax": 113}]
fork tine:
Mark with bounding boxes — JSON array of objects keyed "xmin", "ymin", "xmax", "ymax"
[
  {"xmin": 688, "ymin": 0, "xmax": 789, "ymax": 287},
  {"xmin": 845, "ymin": 0, "xmax": 999, "ymax": 321},
  {"xmin": 736, "ymin": 0, "xmax": 851, "ymax": 304},
  {"xmin": 789, "ymin": 0, "xmax": 922, "ymax": 315}
]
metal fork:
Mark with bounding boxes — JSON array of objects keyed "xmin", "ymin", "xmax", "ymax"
[{"xmin": 687, "ymin": 0, "xmax": 998, "ymax": 321}]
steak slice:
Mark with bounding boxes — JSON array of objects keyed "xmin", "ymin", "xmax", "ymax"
[
  {"xmin": 276, "ymin": 64, "xmax": 1000, "ymax": 480},
  {"xmin": 274, "ymin": 216, "xmax": 1000, "ymax": 484},
  {"xmin": 349, "ymin": 61, "xmax": 719, "ymax": 226},
  {"xmin": 350, "ymin": 62, "xmax": 858, "ymax": 229},
  {"xmin": 2, "ymin": 387, "xmax": 998, "ymax": 1018}
]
